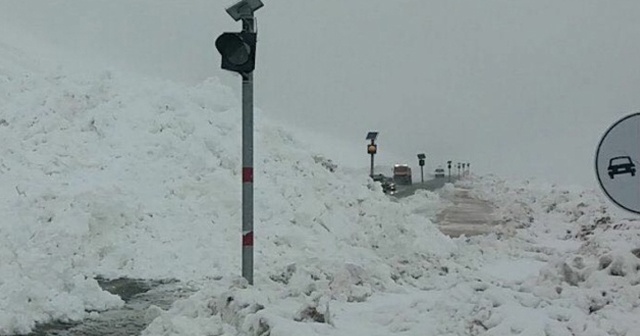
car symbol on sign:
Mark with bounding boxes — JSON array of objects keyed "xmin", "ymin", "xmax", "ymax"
[{"xmin": 608, "ymin": 156, "xmax": 636, "ymax": 179}]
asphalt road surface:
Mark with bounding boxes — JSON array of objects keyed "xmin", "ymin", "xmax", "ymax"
[{"xmin": 23, "ymin": 278, "xmax": 193, "ymax": 336}]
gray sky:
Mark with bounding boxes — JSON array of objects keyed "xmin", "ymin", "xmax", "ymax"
[{"xmin": 1, "ymin": 0, "xmax": 640, "ymax": 187}]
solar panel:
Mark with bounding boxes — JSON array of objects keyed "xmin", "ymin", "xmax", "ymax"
[{"xmin": 366, "ymin": 132, "xmax": 378, "ymax": 141}]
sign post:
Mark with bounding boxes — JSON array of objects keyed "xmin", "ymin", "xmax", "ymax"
[
  {"xmin": 366, "ymin": 132, "xmax": 379, "ymax": 177},
  {"xmin": 595, "ymin": 112, "xmax": 640, "ymax": 215},
  {"xmin": 417, "ymin": 153, "xmax": 426, "ymax": 183}
]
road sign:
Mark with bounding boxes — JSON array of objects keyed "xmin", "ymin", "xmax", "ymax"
[{"xmin": 595, "ymin": 112, "xmax": 640, "ymax": 214}]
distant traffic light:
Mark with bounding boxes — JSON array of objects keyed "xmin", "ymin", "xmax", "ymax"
[
  {"xmin": 417, "ymin": 153, "xmax": 426, "ymax": 167},
  {"xmin": 366, "ymin": 131, "xmax": 379, "ymax": 177},
  {"xmin": 215, "ymin": 32, "xmax": 257, "ymax": 74},
  {"xmin": 367, "ymin": 144, "xmax": 377, "ymax": 154},
  {"xmin": 417, "ymin": 153, "xmax": 426, "ymax": 183}
]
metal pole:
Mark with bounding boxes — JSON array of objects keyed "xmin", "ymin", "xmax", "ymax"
[
  {"xmin": 369, "ymin": 140, "xmax": 375, "ymax": 177},
  {"xmin": 421, "ymin": 166, "xmax": 424, "ymax": 183},
  {"xmin": 241, "ymin": 16, "xmax": 255, "ymax": 285},
  {"xmin": 370, "ymin": 154, "xmax": 374, "ymax": 177}
]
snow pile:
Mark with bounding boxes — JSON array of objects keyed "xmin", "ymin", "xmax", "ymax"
[
  {"xmin": 468, "ymin": 175, "xmax": 610, "ymax": 236},
  {"xmin": 0, "ymin": 39, "xmax": 454, "ymax": 334},
  {"xmin": 3, "ymin": 27, "xmax": 640, "ymax": 336},
  {"xmin": 143, "ymin": 176, "xmax": 621, "ymax": 336},
  {"xmin": 466, "ymin": 175, "xmax": 640, "ymax": 335}
]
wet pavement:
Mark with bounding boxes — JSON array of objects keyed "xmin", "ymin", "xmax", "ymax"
[
  {"xmin": 436, "ymin": 187, "xmax": 497, "ymax": 237},
  {"xmin": 21, "ymin": 278, "xmax": 195, "ymax": 336}
]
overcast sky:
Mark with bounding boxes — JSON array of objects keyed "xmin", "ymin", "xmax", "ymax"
[{"xmin": 1, "ymin": 0, "xmax": 640, "ymax": 187}]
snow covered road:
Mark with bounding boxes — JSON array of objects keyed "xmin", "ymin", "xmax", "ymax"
[{"xmin": 436, "ymin": 186, "xmax": 497, "ymax": 237}]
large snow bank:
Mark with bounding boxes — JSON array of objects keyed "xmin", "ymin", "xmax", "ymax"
[
  {"xmin": 4, "ymin": 25, "xmax": 639, "ymax": 336},
  {"xmin": 464, "ymin": 175, "xmax": 640, "ymax": 335},
  {"xmin": 142, "ymin": 175, "xmax": 638, "ymax": 336},
  {"xmin": 0, "ymin": 38, "xmax": 454, "ymax": 333}
]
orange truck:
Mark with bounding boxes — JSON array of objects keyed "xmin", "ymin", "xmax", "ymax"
[{"xmin": 393, "ymin": 164, "xmax": 412, "ymax": 185}]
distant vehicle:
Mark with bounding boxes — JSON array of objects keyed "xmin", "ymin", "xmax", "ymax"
[
  {"xmin": 393, "ymin": 164, "xmax": 412, "ymax": 185},
  {"xmin": 383, "ymin": 179, "xmax": 397, "ymax": 194},
  {"xmin": 434, "ymin": 167, "xmax": 445, "ymax": 178},
  {"xmin": 608, "ymin": 156, "xmax": 636, "ymax": 179},
  {"xmin": 372, "ymin": 174, "xmax": 396, "ymax": 194}
]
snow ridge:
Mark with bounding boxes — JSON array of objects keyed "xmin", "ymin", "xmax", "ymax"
[{"xmin": 0, "ymin": 43, "xmax": 453, "ymax": 334}]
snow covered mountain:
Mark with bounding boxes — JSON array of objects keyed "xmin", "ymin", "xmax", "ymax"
[{"xmin": 1, "ymin": 27, "xmax": 640, "ymax": 336}]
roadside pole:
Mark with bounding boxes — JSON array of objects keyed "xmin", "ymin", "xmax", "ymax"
[
  {"xmin": 366, "ymin": 132, "xmax": 379, "ymax": 177},
  {"xmin": 417, "ymin": 153, "xmax": 426, "ymax": 184},
  {"xmin": 241, "ymin": 16, "xmax": 255, "ymax": 286},
  {"xmin": 215, "ymin": 0, "xmax": 264, "ymax": 285}
]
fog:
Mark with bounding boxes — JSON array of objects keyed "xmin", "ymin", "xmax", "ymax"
[{"xmin": 1, "ymin": 0, "xmax": 639, "ymax": 187}]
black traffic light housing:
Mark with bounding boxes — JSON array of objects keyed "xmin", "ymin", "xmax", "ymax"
[
  {"xmin": 417, "ymin": 153, "xmax": 426, "ymax": 166},
  {"xmin": 367, "ymin": 144, "xmax": 377, "ymax": 155},
  {"xmin": 215, "ymin": 32, "xmax": 257, "ymax": 74},
  {"xmin": 447, "ymin": 160, "xmax": 452, "ymax": 169}
]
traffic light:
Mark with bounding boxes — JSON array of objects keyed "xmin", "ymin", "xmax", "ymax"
[
  {"xmin": 367, "ymin": 144, "xmax": 377, "ymax": 154},
  {"xmin": 417, "ymin": 153, "xmax": 426, "ymax": 166},
  {"xmin": 215, "ymin": 32, "xmax": 257, "ymax": 74}
]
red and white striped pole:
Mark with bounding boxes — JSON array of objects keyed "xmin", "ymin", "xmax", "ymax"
[{"xmin": 241, "ymin": 16, "xmax": 255, "ymax": 285}]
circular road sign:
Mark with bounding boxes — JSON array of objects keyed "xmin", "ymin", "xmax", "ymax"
[{"xmin": 595, "ymin": 112, "xmax": 640, "ymax": 214}]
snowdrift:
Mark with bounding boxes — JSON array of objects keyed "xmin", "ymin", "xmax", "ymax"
[
  {"xmin": 145, "ymin": 176, "xmax": 640, "ymax": 336},
  {"xmin": 2, "ymin": 31, "xmax": 640, "ymax": 336},
  {"xmin": 0, "ymin": 39, "xmax": 454, "ymax": 334}
]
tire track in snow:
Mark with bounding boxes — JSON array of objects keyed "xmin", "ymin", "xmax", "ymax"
[{"xmin": 436, "ymin": 186, "xmax": 497, "ymax": 237}]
